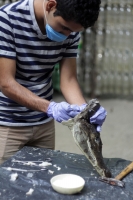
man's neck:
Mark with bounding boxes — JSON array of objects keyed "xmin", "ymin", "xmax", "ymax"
[{"xmin": 33, "ymin": 0, "xmax": 46, "ymax": 35}]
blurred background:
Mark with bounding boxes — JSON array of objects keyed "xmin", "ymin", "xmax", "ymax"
[
  {"xmin": 1, "ymin": 0, "xmax": 133, "ymax": 160},
  {"xmin": 53, "ymin": 0, "xmax": 133, "ymax": 99}
]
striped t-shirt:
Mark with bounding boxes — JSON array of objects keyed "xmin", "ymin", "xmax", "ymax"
[{"xmin": 0, "ymin": 0, "xmax": 80, "ymax": 126}]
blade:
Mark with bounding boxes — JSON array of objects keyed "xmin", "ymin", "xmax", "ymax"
[{"xmin": 99, "ymin": 176, "xmax": 125, "ymax": 188}]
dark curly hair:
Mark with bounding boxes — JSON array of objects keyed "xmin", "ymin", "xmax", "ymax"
[{"xmin": 54, "ymin": 0, "xmax": 101, "ymax": 29}]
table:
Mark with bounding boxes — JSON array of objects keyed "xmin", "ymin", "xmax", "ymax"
[{"xmin": 0, "ymin": 146, "xmax": 133, "ymax": 200}]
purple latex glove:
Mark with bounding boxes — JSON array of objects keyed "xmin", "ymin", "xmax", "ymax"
[
  {"xmin": 90, "ymin": 106, "xmax": 107, "ymax": 132},
  {"xmin": 47, "ymin": 101, "xmax": 82, "ymax": 123},
  {"xmin": 80, "ymin": 104, "xmax": 107, "ymax": 132}
]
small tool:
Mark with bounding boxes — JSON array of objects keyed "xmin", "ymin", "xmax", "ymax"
[{"xmin": 99, "ymin": 161, "xmax": 133, "ymax": 187}]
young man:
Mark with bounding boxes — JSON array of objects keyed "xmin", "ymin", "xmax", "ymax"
[{"xmin": 0, "ymin": 0, "xmax": 106, "ymax": 164}]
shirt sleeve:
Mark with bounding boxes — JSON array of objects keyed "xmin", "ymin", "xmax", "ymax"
[
  {"xmin": 63, "ymin": 32, "xmax": 80, "ymax": 58},
  {"xmin": 0, "ymin": 10, "xmax": 16, "ymax": 59}
]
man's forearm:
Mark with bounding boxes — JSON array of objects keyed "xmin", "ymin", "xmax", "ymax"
[
  {"xmin": 1, "ymin": 79, "xmax": 50, "ymax": 113},
  {"xmin": 60, "ymin": 77, "xmax": 87, "ymax": 105}
]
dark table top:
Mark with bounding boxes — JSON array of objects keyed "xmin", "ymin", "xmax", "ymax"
[{"xmin": 0, "ymin": 146, "xmax": 133, "ymax": 200}]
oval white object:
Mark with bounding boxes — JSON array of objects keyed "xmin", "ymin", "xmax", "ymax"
[{"xmin": 50, "ymin": 174, "xmax": 85, "ymax": 195}]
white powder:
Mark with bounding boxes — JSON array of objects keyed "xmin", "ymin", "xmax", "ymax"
[
  {"xmin": 26, "ymin": 162, "xmax": 36, "ymax": 166},
  {"xmin": 27, "ymin": 173, "xmax": 33, "ymax": 178},
  {"xmin": 26, "ymin": 188, "xmax": 34, "ymax": 195},
  {"xmin": 39, "ymin": 162, "xmax": 52, "ymax": 167},
  {"xmin": 48, "ymin": 170, "xmax": 54, "ymax": 174},
  {"xmin": 6, "ymin": 167, "xmax": 12, "ymax": 171},
  {"xmin": 53, "ymin": 177, "xmax": 80, "ymax": 188},
  {"xmin": 53, "ymin": 165, "xmax": 61, "ymax": 170},
  {"xmin": 10, "ymin": 173, "xmax": 18, "ymax": 181}
]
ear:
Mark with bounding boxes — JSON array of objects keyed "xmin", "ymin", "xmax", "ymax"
[{"xmin": 46, "ymin": 0, "xmax": 57, "ymax": 12}]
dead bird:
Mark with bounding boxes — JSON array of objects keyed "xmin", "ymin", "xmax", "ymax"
[{"xmin": 62, "ymin": 99, "xmax": 112, "ymax": 178}]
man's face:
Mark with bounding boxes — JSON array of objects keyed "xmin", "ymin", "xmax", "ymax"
[{"xmin": 45, "ymin": 0, "xmax": 84, "ymax": 36}]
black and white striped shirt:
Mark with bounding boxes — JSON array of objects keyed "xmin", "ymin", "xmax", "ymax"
[{"xmin": 0, "ymin": 0, "xmax": 80, "ymax": 126}]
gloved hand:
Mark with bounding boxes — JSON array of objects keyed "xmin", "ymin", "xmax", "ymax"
[
  {"xmin": 47, "ymin": 101, "xmax": 82, "ymax": 123},
  {"xmin": 80, "ymin": 103, "xmax": 107, "ymax": 132},
  {"xmin": 90, "ymin": 106, "xmax": 107, "ymax": 132}
]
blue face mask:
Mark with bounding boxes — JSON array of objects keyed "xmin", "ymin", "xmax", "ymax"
[
  {"xmin": 45, "ymin": 24, "xmax": 67, "ymax": 42},
  {"xmin": 43, "ymin": 1, "xmax": 67, "ymax": 42}
]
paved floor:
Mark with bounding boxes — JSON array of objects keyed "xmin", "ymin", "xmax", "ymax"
[{"xmin": 53, "ymin": 92, "xmax": 133, "ymax": 161}]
